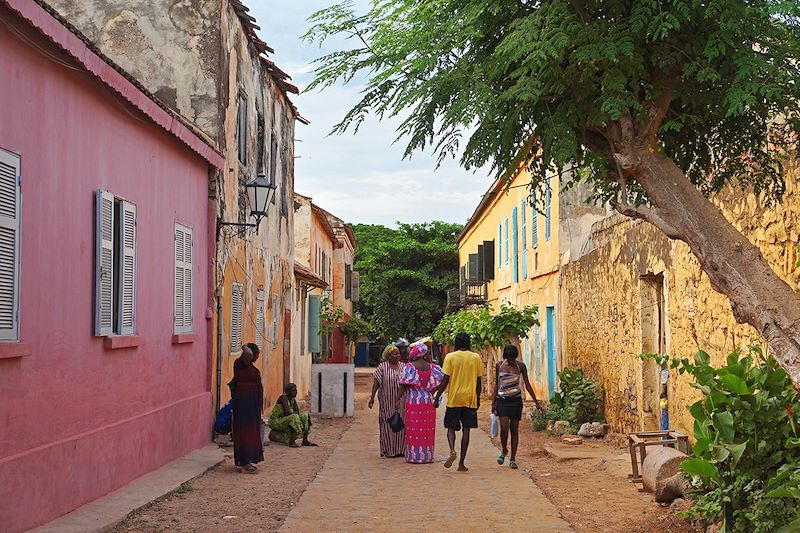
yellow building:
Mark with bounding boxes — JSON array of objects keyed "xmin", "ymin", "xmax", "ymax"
[{"xmin": 457, "ymin": 168, "xmax": 606, "ymax": 399}]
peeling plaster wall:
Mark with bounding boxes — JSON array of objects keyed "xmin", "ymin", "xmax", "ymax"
[
  {"xmin": 562, "ymin": 163, "xmax": 800, "ymax": 435},
  {"xmin": 214, "ymin": 2, "xmax": 296, "ymax": 409},
  {"xmin": 44, "ymin": 0, "xmax": 221, "ymax": 140}
]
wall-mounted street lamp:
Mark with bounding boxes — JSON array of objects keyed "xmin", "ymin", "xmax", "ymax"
[{"xmin": 216, "ymin": 173, "xmax": 277, "ymax": 240}]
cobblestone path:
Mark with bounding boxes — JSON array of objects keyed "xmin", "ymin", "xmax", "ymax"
[{"xmin": 281, "ymin": 402, "xmax": 573, "ymax": 533}]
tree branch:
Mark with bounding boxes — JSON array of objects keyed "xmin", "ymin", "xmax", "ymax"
[
  {"xmin": 615, "ymin": 203, "xmax": 683, "ymax": 239},
  {"xmin": 638, "ymin": 88, "xmax": 672, "ymax": 144}
]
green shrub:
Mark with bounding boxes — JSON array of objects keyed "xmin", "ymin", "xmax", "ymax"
[
  {"xmin": 530, "ymin": 408, "xmax": 548, "ymax": 431},
  {"xmin": 548, "ymin": 368, "xmax": 604, "ymax": 429},
  {"xmin": 671, "ymin": 347, "xmax": 800, "ymax": 532}
]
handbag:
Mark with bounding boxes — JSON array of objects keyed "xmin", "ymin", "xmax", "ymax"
[
  {"xmin": 388, "ymin": 410, "xmax": 405, "ymax": 433},
  {"xmin": 490, "ymin": 413, "xmax": 499, "ymax": 438}
]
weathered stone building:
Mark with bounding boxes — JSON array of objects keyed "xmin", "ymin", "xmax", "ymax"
[
  {"xmin": 561, "ymin": 162, "xmax": 800, "ymax": 435},
  {"xmin": 45, "ymin": 0, "xmax": 305, "ymax": 410}
]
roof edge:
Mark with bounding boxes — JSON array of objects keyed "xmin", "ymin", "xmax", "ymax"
[{"xmin": 6, "ymin": 0, "xmax": 225, "ymax": 169}]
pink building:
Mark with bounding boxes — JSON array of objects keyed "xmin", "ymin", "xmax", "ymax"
[{"xmin": 0, "ymin": 1, "xmax": 224, "ymax": 530}]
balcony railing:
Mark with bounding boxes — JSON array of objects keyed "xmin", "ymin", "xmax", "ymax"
[{"xmin": 446, "ymin": 280, "xmax": 488, "ymax": 309}]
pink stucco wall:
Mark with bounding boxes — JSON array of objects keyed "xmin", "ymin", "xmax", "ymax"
[{"xmin": 0, "ymin": 11, "xmax": 212, "ymax": 532}]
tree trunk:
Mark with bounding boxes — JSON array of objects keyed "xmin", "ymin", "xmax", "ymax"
[{"xmin": 616, "ymin": 147, "xmax": 800, "ymax": 386}]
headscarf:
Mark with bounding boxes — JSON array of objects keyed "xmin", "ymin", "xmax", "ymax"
[
  {"xmin": 409, "ymin": 342, "xmax": 429, "ymax": 361},
  {"xmin": 382, "ymin": 344, "xmax": 400, "ymax": 361}
]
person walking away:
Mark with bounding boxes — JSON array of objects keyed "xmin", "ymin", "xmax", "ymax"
[
  {"xmin": 399, "ymin": 342, "xmax": 444, "ymax": 463},
  {"xmin": 229, "ymin": 343, "xmax": 264, "ymax": 473},
  {"xmin": 493, "ymin": 345, "xmax": 544, "ymax": 469},
  {"xmin": 267, "ymin": 383, "xmax": 317, "ymax": 447},
  {"xmin": 368, "ymin": 344, "xmax": 406, "ymax": 457},
  {"xmin": 433, "ymin": 332, "xmax": 483, "ymax": 471}
]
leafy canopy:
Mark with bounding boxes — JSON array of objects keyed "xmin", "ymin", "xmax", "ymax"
[
  {"xmin": 352, "ymin": 221, "xmax": 461, "ymax": 339},
  {"xmin": 432, "ymin": 303, "xmax": 538, "ymax": 349},
  {"xmin": 305, "ymin": 0, "xmax": 800, "ymax": 207}
]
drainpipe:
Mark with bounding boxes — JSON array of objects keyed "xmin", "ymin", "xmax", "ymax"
[{"xmin": 215, "ymin": 292, "xmax": 223, "ymax": 415}]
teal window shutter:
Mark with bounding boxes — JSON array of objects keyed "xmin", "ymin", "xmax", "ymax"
[
  {"xmin": 308, "ymin": 295, "xmax": 321, "ymax": 353},
  {"xmin": 520, "ymin": 199, "xmax": 528, "ymax": 279},
  {"xmin": 512, "ymin": 207, "xmax": 519, "ymax": 283},
  {"xmin": 498, "ymin": 224, "xmax": 502, "ymax": 267},
  {"xmin": 545, "ymin": 186, "xmax": 552, "ymax": 241},
  {"xmin": 532, "ymin": 204, "xmax": 538, "ymax": 249},
  {"xmin": 504, "ymin": 218, "xmax": 509, "ymax": 264}
]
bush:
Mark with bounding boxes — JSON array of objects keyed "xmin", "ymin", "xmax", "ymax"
[
  {"xmin": 671, "ymin": 347, "xmax": 800, "ymax": 532},
  {"xmin": 530, "ymin": 408, "xmax": 548, "ymax": 431},
  {"xmin": 548, "ymin": 367, "xmax": 604, "ymax": 430}
]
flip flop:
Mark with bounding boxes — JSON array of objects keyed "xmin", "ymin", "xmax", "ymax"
[
  {"xmin": 509, "ymin": 460, "xmax": 518, "ymax": 469},
  {"xmin": 444, "ymin": 451, "xmax": 457, "ymax": 468},
  {"xmin": 497, "ymin": 454, "xmax": 506, "ymax": 465}
]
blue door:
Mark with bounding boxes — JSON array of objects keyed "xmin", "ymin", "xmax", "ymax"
[{"xmin": 546, "ymin": 306, "xmax": 557, "ymax": 399}]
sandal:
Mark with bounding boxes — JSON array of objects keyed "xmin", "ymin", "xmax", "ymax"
[
  {"xmin": 509, "ymin": 460, "xmax": 518, "ymax": 469},
  {"xmin": 497, "ymin": 454, "xmax": 506, "ymax": 465},
  {"xmin": 241, "ymin": 464, "xmax": 258, "ymax": 474}
]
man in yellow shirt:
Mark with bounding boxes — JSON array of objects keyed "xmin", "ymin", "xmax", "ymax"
[{"xmin": 434, "ymin": 332, "xmax": 483, "ymax": 471}]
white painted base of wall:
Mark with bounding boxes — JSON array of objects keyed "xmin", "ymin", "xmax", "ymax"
[{"xmin": 309, "ymin": 364, "xmax": 355, "ymax": 418}]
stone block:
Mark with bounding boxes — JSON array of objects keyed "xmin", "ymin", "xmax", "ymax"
[
  {"xmin": 561, "ymin": 436, "xmax": 583, "ymax": 445},
  {"xmin": 577, "ymin": 422, "xmax": 609, "ymax": 438},
  {"xmin": 642, "ymin": 446, "xmax": 687, "ymax": 495},
  {"xmin": 309, "ymin": 364, "xmax": 355, "ymax": 418}
]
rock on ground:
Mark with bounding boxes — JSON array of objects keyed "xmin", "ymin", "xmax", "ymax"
[
  {"xmin": 577, "ymin": 422, "xmax": 609, "ymax": 438},
  {"xmin": 552, "ymin": 421, "xmax": 572, "ymax": 436},
  {"xmin": 642, "ymin": 446, "xmax": 687, "ymax": 502}
]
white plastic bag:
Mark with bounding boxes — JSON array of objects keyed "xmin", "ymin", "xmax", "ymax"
[{"xmin": 490, "ymin": 413, "xmax": 499, "ymax": 438}]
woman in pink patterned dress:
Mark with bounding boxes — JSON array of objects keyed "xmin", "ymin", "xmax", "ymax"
[{"xmin": 399, "ymin": 342, "xmax": 444, "ymax": 464}]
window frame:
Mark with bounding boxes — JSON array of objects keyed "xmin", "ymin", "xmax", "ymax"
[
  {"xmin": 174, "ymin": 224, "xmax": 193, "ymax": 334},
  {"xmin": 0, "ymin": 148, "xmax": 21, "ymax": 342}
]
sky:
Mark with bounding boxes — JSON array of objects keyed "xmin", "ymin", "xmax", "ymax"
[{"xmin": 251, "ymin": 1, "xmax": 492, "ymax": 228}]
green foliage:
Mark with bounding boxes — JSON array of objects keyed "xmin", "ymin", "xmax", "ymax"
[
  {"xmin": 530, "ymin": 408, "xmax": 548, "ymax": 432},
  {"xmin": 351, "ymin": 221, "xmax": 461, "ymax": 340},
  {"xmin": 431, "ymin": 303, "xmax": 538, "ymax": 349},
  {"xmin": 319, "ymin": 294, "xmax": 344, "ymax": 335},
  {"xmin": 671, "ymin": 347, "xmax": 800, "ymax": 532},
  {"xmin": 306, "ymin": 0, "xmax": 800, "ymax": 210},
  {"xmin": 548, "ymin": 368, "xmax": 604, "ymax": 429},
  {"xmin": 340, "ymin": 315, "xmax": 370, "ymax": 343}
]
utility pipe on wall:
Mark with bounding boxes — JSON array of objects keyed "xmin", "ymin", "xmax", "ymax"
[{"xmin": 215, "ymin": 294, "xmax": 223, "ymax": 416}]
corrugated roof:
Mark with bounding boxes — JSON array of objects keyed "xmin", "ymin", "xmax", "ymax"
[{"xmin": 294, "ymin": 262, "xmax": 327, "ymax": 289}]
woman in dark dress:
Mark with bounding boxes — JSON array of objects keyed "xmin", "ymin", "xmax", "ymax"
[{"xmin": 229, "ymin": 343, "xmax": 264, "ymax": 473}]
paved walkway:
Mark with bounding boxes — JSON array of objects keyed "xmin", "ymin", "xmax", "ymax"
[{"xmin": 281, "ymin": 403, "xmax": 572, "ymax": 533}]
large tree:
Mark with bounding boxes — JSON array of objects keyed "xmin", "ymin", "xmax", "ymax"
[
  {"xmin": 353, "ymin": 221, "xmax": 461, "ymax": 340},
  {"xmin": 306, "ymin": 0, "xmax": 800, "ymax": 384}
]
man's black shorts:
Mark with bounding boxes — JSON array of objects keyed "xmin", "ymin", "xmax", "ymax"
[{"xmin": 444, "ymin": 407, "xmax": 478, "ymax": 430}]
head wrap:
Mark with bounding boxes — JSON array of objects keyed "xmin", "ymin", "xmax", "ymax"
[
  {"xmin": 409, "ymin": 342, "xmax": 429, "ymax": 361},
  {"xmin": 382, "ymin": 344, "xmax": 400, "ymax": 360}
]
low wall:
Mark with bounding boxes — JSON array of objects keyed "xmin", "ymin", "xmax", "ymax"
[{"xmin": 309, "ymin": 364, "xmax": 355, "ymax": 418}]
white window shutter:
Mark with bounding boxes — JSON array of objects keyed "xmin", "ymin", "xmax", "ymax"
[
  {"xmin": 256, "ymin": 289, "xmax": 264, "ymax": 350},
  {"xmin": 174, "ymin": 225, "xmax": 193, "ymax": 334},
  {"xmin": 118, "ymin": 201, "xmax": 136, "ymax": 335},
  {"xmin": 94, "ymin": 190, "xmax": 115, "ymax": 336},
  {"xmin": 230, "ymin": 283, "xmax": 243, "ymax": 353},
  {"xmin": 0, "ymin": 149, "xmax": 20, "ymax": 341}
]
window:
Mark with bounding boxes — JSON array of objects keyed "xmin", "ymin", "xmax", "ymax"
[
  {"xmin": 269, "ymin": 138, "xmax": 278, "ymax": 204},
  {"xmin": 0, "ymin": 149, "xmax": 20, "ymax": 341},
  {"xmin": 544, "ymin": 185, "xmax": 552, "ymax": 241},
  {"xmin": 174, "ymin": 225, "xmax": 193, "ymax": 334},
  {"xmin": 230, "ymin": 282, "xmax": 243, "ymax": 353},
  {"xmin": 256, "ymin": 289, "xmax": 265, "ymax": 351},
  {"xmin": 237, "ymin": 94, "xmax": 247, "ymax": 164},
  {"xmin": 504, "ymin": 217, "xmax": 509, "ymax": 265},
  {"xmin": 95, "ymin": 190, "xmax": 136, "ymax": 336},
  {"xmin": 512, "ymin": 207, "xmax": 519, "ymax": 283},
  {"xmin": 300, "ymin": 290, "xmax": 307, "ymax": 355},
  {"xmin": 345, "ymin": 264, "xmax": 352, "ymax": 299},
  {"xmin": 521, "ymin": 198, "xmax": 528, "ymax": 280},
  {"xmin": 308, "ymin": 295, "xmax": 321, "ymax": 353},
  {"xmin": 498, "ymin": 224, "xmax": 502, "ymax": 268},
  {"xmin": 532, "ymin": 203, "xmax": 539, "ymax": 249}
]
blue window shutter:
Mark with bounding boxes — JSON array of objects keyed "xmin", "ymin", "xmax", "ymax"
[
  {"xmin": 545, "ymin": 186, "xmax": 552, "ymax": 241},
  {"xmin": 308, "ymin": 295, "xmax": 321, "ymax": 353},
  {"xmin": 532, "ymin": 204, "xmax": 538, "ymax": 249},
  {"xmin": 504, "ymin": 218, "xmax": 509, "ymax": 264},
  {"xmin": 521, "ymin": 199, "xmax": 528, "ymax": 279},
  {"xmin": 498, "ymin": 224, "xmax": 502, "ymax": 267},
  {"xmin": 512, "ymin": 207, "xmax": 519, "ymax": 283}
]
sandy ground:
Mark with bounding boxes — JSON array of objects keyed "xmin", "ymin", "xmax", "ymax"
[
  {"xmin": 113, "ymin": 413, "xmax": 352, "ymax": 533},
  {"xmin": 477, "ymin": 405, "xmax": 700, "ymax": 533},
  {"xmin": 113, "ymin": 375, "xmax": 699, "ymax": 533}
]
